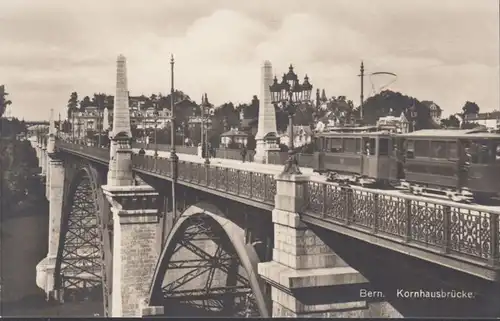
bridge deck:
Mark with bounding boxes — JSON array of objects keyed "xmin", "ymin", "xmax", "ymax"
[{"xmin": 53, "ymin": 141, "xmax": 500, "ymax": 281}]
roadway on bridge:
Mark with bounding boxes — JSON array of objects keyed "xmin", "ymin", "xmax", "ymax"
[
  {"xmin": 133, "ymin": 148, "xmax": 318, "ymax": 177},
  {"xmin": 132, "ymin": 148, "xmax": 500, "ymax": 211}
]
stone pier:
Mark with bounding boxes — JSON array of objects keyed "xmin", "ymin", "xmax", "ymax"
[
  {"xmin": 102, "ymin": 54, "xmax": 164, "ymax": 317},
  {"xmin": 36, "ymin": 119, "xmax": 65, "ymax": 299},
  {"xmin": 258, "ymin": 174, "xmax": 401, "ymax": 317}
]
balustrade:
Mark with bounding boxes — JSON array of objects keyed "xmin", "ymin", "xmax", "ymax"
[{"xmin": 305, "ymin": 180, "xmax": 500, "ymax": 266}]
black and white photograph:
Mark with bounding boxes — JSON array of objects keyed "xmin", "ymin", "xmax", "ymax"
[{"xmin": 1, "ymin": 0, "xmax": 499, "ymax": 318}]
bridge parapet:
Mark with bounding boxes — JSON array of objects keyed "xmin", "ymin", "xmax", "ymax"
[{"xmin": 303, "ymin": 180, "xmax": 500, "ymax": 280}]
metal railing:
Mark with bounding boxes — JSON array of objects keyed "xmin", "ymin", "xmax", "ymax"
[{"xmin": 304, "ymin": 180, "xmax": 500, "ymax": 266}]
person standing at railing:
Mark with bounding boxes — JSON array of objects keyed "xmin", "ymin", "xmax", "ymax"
[{"xmin": 241, "ymin": 145, "xmax": 247, "ymax": 163}]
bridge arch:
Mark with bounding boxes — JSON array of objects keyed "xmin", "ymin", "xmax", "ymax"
[
  {"xmin": 54, "ymin": 165, "xmax": 113, "ymax": 316},
  {"xmin": 149, "ymin": 202, "xmax": 270, "ymax": 317}
]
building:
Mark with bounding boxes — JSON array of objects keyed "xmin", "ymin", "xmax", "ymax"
[
  {"xmin": 220, "ymin": 127, "xmax": 249, "ymax": 148},
  {"xmin": 279, "ymin": 125, "xmax": 313, "ymax": 148},
  {"xmin": 69, "ymin": 106, "xmax": 104, "ymax": 139},
  {"xmin": 464, "ymin": 111, "xmax": 500, "ymax": 129},
  {"xmin": 377, "ymin": 112, "xmax": 410, "ymax": 133},
  {"xmin": 421, "ymin": 101, "xmax": 442, "ymax": 123}
]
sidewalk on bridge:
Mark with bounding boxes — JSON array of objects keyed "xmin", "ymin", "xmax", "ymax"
[{"xmin": 133, "ymin": 148, "xmax": 320, "ymax": 178}]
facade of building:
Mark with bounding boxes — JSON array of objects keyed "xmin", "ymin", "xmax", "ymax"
[
  {"xmin": 220, "ymin": 128, "xmax": 249, "ymax": 148},
  {"xmin": 69, "ymin": 106, "xmax": 104, "ymax": 139},
  {"xmin": 377, "ymin": 112, "xmax": 410, "ymax": 133},
  {"xmin": 279, "ymin": 125, "xmax": 314, "ymax": 148},
  {"xmin": 464, "ymin": 111, "xmax": 500, "ymax": 129}
]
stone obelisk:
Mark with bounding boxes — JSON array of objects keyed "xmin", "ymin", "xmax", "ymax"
[
  {"xmin": 254, "ymin": 60, "xmax": 278, "ymax": 163},
  {"xmin": 107, "ymin": 54, "xmax": 133, "ymax": 186}
]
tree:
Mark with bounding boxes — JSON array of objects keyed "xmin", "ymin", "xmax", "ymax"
[
  {"xmin": 440, "ymin": 115, "xmax": 461, "ymax": 128},
  {"xmin": 0, "ymin": 85, "xmax": 12, "ymax": 117},
  {"xmin": 461, "ymin": 101, "xmax": 480, "ymax": 117},
  {"xmin": 237, "ymin": 95, "xmax": 259, "ymax": 120},
  {"xmin": 92, "ymin": 93, "xmax": 107, "ymax": 110},
  {"xmin": 67, "ymin": 92, "xmax": 79, "ymax": 119},
  {"xmin": 80, "ymin": 96, "xmax": 92, "ymax": 110},
  {"xmin": 360, "ymin": 90, "xmax": 438, "ymax": 129},
  {"xmin": 60, "ymin": 120, "xmax": 72, "ymax": 133},
  {"xmin": 0, "ymin": 120, "xmax": 43, "ymax": 215}
]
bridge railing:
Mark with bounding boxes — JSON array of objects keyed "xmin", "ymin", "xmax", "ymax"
[
  {"xmin": 131, "ymin": 142, "xmax": 198, "ymax": 155},
  {"xmin": 132, "ymin": 154, "xmax": 276, "ymax": 205},
  {"xmin": 304, "ymin": 180, "xmax": 500, "ymax": 266},
  {"xmin": 57, "ymin": 140, "xmax": 110, "ymax": 161}
]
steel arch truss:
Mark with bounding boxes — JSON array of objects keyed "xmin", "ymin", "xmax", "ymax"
[
  {"xmin": 54, "ymin": 166, "xmax": 112, "ymax": 316},
  {"xmin": 150, "ymin": 204, "xmax": 269, "ymax": 317}
]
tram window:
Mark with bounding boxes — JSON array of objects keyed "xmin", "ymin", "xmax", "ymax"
[
  {"xmin": 315, "ymin": 137, "xmax": 323, "ymax": 151},
  {"xmin": 447, "ymin": 142, "xmax": 458, "ymax": 159},
  {"xmin": 343, "ymin": 138, "xmax": 358, "ymax": 153},
  {"xmin": 430, "ymin": 141, "xmax": 447, "ymax": 159},
  {"xmin": 496, "ymin": 143, "xmax": 500, "ymax": 163},
  {"xmin": 363, "ymin": 138, "xmax": 376, "ymax": 155},
  {"xmin": 328, "ymin": 138, "xmax": 342, "ymax": 152},
  {"xmin": 467, "ymin": 141, "xmax": 492, "ymax": 164},
  {"xmin": 378, "ymin": 138, "xmax": 389, "ymax": 156},
  {"xmin": 414, "ymin": 140, "xmax": 430, "ymax": 157},
  {"xmin": 406, "ymin": 140, "xmax": 415, "ymax": 158},
  {"xmin": 356, "ymin": 138, "xmax": 361, "ymax": 153}
]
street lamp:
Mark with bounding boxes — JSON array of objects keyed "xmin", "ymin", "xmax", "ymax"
[
  {"xmin": 97, "ymin": 110, "xmax": 102, "ymax": 147},
  {"xmin": 201, "ymin": 94, "xmax": 210, "ymax": 165},
  {"xmin": 409, "ymin": 102, "xmax": 418, "ymax": 132},
  {"xmin": 154, "ymin": 111, "xmax": 159, "ymax": 157},
  {"xmin": 269, "ymin": 64, "xmax": 313, "ymax": 175}
]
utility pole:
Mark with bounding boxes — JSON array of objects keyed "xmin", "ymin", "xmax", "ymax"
[{"xmin": 358, "ymin": 61, "xmax": 365, "ymax": 121}]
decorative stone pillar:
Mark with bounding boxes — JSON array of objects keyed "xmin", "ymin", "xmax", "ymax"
[
  {"xmin": 45, "ymin": 159, "xmax": 51, "ymax": 199},
  {"xmin": 254, "ymin": 60, "xmax": 278, "ymax": 163},
  {"xmin": 41, "ymin": 147, "xmax": 47, "ymax": 176},
  {"xmin": 102, "ymin": 185, "xmax": 161, "ymax": 317},
  {"xmin": 102, "ymin": 54, "xmax": 163, "ymax": 317},
  {"xmin": 258, "ymin": 174, "xmax": 401, "ymax": 317}
]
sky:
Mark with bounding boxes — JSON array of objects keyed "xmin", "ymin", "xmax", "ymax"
[{"xmin": 0, "ymin": 0, "xmax": 498, "ymax": 121}]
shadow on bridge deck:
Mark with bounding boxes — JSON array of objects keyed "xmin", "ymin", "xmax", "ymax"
[{"xmin": 312, "ymin": 225, "xmax": 500, "ymax": 318}]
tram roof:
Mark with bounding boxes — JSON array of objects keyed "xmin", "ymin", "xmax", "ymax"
[
  {"xmin": 318, "ymin": 130, "xmax": 392, "ymax": 137},
  {"xmin": 400, "ymin": 129, "xmax": 500, "ymax": 139}
]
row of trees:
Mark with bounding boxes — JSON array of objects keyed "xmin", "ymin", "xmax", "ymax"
[
  {"xmin": 1, "ymin": 119, "xmax": 44, "ymax": 216},
  {"xmin": 0, "ymin": 85, "xmax": 12, "ymax": 117}
]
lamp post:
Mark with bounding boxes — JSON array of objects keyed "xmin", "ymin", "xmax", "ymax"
[
  {"xmin": 409, "ymin": 102, "xmax": 418, "ymax": 132},
  {"xmin": 97, "ymin": 110, "xmax": 102, "ymax": 147},
  {"xmin": 269, "ymin": 64, "xmax": 313, "ymax": 175},
  {"xmin": 154, "ymin": 111, "xmax": 159, "ymax": 157},
  {"xmin": 72, "ymin": 110, "xmax": 75, "ymax": 143},
  {"xmin": 201, "ymin": 94, "xmax": 210, "ymax": 165}
]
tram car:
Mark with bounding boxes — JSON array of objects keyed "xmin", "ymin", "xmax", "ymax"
[
  {"xmin": 312, "ymin": 131, "xmax": 398, "ymax": 186},
  {"xmin": 398, "ymin": 129, "xmax": 500, "ymax": 202}
]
